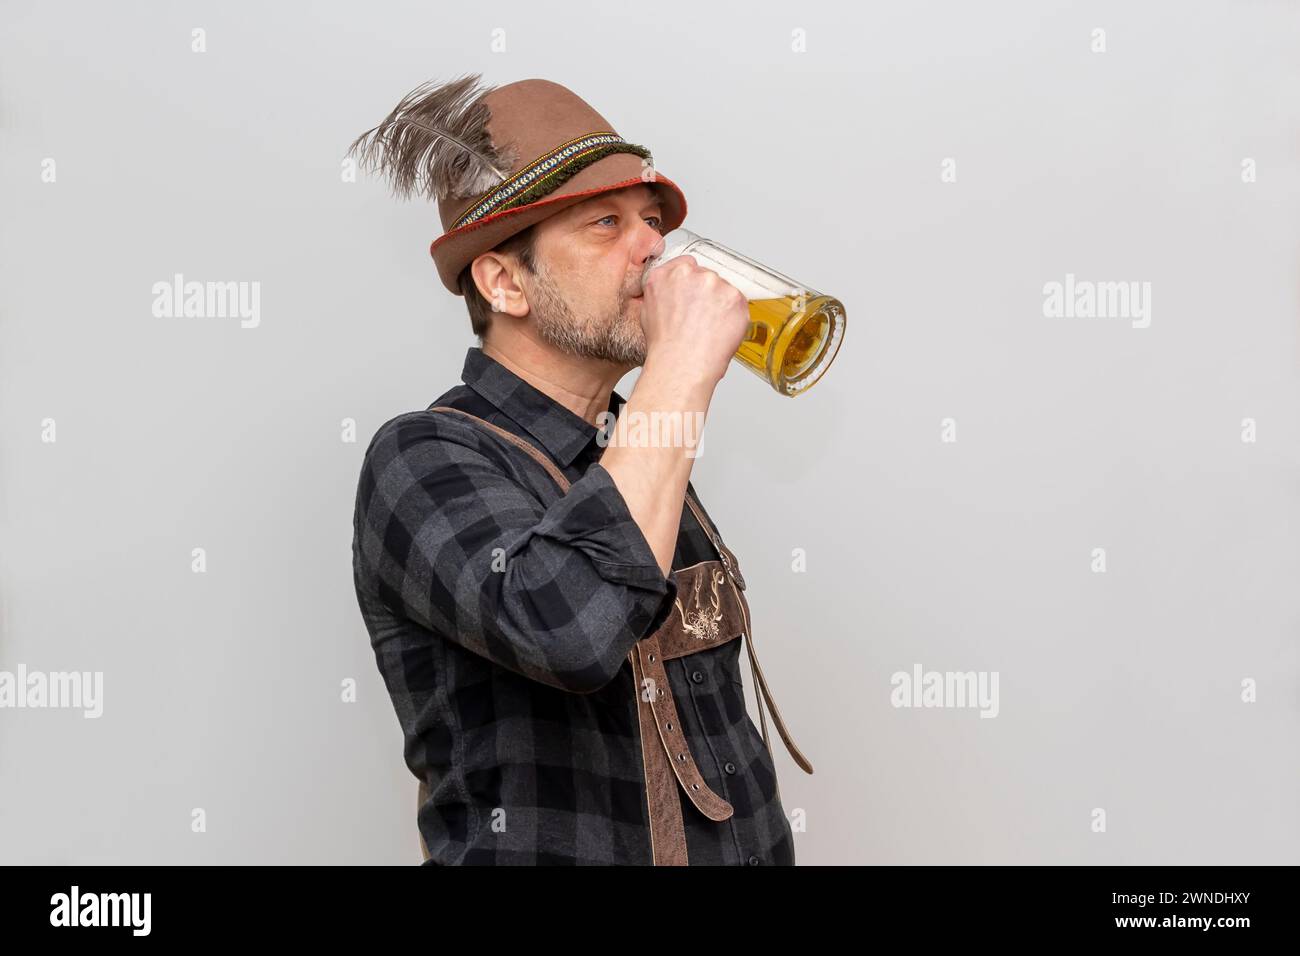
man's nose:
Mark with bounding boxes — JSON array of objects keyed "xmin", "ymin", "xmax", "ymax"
[
  {"xmin": 646, "ymin": 230, "xmax": 666, "ymax": 261},
  {"xmin": 636, "ymin": 225, "xmax": 666, "ymax": 264}
]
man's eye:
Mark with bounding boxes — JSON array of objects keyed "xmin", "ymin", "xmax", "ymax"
[{"xmin": 594, "ymin": 215, "xmax": 664, "ymax": 229}]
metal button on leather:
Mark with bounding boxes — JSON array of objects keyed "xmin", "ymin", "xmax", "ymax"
[
  {"xmin": 691, "ymin": 670, "xmax": 704, "ymax": 684},
  {"xmin": 747, "ymin": 855, "xmax": 760, "ymax": 866},
  {"xmin": 724, "ymin": 761, "xmax": 737, "ymax": 775}
]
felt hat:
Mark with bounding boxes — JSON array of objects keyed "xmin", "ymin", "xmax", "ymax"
[{"xmin": 350, "ymin": 75, "xmax": 688, "ymax": 294}]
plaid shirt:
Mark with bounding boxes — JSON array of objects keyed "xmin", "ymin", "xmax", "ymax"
[{"xmin": 352, "ymin": 346, "xmax": 794, "ymax": 865}]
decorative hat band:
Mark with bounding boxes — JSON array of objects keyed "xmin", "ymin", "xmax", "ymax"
[{"xmin": 450, "ymin": 131, "xmax": 653, "ymax": 230}]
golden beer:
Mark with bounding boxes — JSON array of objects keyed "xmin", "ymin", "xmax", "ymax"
[
  {"xmin": 740, "ymin": 294, "xmax": 845, "ymax": 396},
  {"xmin": 647, "ymin": 229, "xmax": 846, "ymax": 397}
]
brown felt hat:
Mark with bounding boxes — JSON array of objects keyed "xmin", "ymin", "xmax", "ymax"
[{"xmin": 426, "ymin": 79, "xmax": 688, "ymax": 294}]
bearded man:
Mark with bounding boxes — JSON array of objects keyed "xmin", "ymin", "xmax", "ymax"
[{"xmin": 348, "ymin": 74, "xmax": 812, "ymax": 866}]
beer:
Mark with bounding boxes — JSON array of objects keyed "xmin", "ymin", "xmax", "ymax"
[
  {"xmin": 740, "ymin": 294, "xmax": 845, "ymax": 395},
  {"xmin": 645, "ymin": 229, "xmax": 846, "ymax": 396}
]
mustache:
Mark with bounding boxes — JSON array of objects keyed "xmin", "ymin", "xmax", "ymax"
[{"xmin": 628, "ymin": 263, "xmax": 654, "ymax": 298}]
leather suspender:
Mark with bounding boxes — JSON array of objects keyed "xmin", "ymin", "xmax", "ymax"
[
  {"xmin": 681, "ymin": 493, "xmax": 814, "ymax": 782},
  {"xmin": 414, "ymin": 404, "xmax": 812, "ymax": 864}
]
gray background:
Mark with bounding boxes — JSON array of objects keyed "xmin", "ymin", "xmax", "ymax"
[{"xmin": 2, "ymin": 0, "xmax": 1297, "ymax": 864}]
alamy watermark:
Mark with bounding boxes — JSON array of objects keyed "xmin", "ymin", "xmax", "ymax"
[
  {"xmin": 595, "ymin": 405, "xmax": 706, "ymax": 459},
  {"xmin": 1042, "ymin": 273, "xmax": 1151, "ymax": 328},
  {"xmin": 890, "ymin": 663, "xmax": 999, "ymax": 718},
  {"xmin": 50, "ymin": 886, "xmax": 150, "ymax": 935},
  {"xmin": 0, "ymin": 665, "xmax": 103, "ymax": 718},
  {"xmin": 151, "ymin": 274, "xmax": 260, "ymax": 328}
]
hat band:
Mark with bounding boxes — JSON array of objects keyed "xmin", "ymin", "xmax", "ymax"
[{"xmin": 450, "ymin": 131, "xmax": 653, "ymax": 230}]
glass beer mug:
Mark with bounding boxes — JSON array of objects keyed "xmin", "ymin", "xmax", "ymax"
[{"xmin": 644, "ymin": 228, "xmax": 846, "ymax": 396}]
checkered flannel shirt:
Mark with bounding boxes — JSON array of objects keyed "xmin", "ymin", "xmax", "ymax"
[{"xmin": 351, "ymin": 346, "xmax": 794, "ymax": 865}]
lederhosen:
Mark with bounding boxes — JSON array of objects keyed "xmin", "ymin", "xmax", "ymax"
[{"xmin": 415, "ymin": 406, "xmax": 813, "ymax": 864}]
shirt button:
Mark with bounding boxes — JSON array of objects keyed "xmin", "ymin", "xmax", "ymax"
[
  {"xmin": 724, "ymin": 761, "xmax": 737, "ymax": 775},
  {"xmin": 691, "ymin": 670, "xmax": 705, "ymax": 684},
  {"xmin": 747, "ymin": 855, "xmax": 761, "ymax": 866}
]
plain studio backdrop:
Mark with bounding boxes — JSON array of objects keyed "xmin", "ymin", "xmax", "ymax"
[{"xmin": 1, "ymin": 0, "xmax": 1298, "ymax": 865}]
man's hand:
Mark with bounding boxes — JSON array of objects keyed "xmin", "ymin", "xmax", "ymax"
[{"xmin": 638, "ymin": 254, "xmax": 751, "ymax": 388}]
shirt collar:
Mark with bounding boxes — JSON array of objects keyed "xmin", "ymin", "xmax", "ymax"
[{"xmin": 460, "ymin": 347, "xmax": 626, "ymax": 469}]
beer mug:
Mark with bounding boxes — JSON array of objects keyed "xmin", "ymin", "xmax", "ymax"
[{"xmin": 644, "ymin": 228, "xmax": 846, "ymax": 396}]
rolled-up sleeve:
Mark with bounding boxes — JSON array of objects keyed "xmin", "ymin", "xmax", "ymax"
[{"xmin": 352, "ymin": 411, "xmax": 679, "ymax": 694}]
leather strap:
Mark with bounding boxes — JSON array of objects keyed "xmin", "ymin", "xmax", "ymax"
[
  {"xmin": 630, "ymin": 638, "xmax": 689, "ymax": 864},
  {"xmin": 428, "ymin": 405, "xmax": 574, "ymax": 492},
  {"xmin": 683, "ymin": 494, "xmax": 814, "ymax": 780}
]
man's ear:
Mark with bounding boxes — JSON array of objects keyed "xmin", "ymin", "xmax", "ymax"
[{"xmin": 470, "ymin": 253, "xmax": 530, "ymax": 318}]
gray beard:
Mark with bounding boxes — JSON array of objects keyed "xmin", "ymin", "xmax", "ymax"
[{"xmin": 526, "ymin": 261, "xmax": 646, "ymax": 365}]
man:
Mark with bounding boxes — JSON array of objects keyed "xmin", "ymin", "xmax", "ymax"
[{"xmin": 349, "ymin": 75, "xmax": 811, "ymax": 865}]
